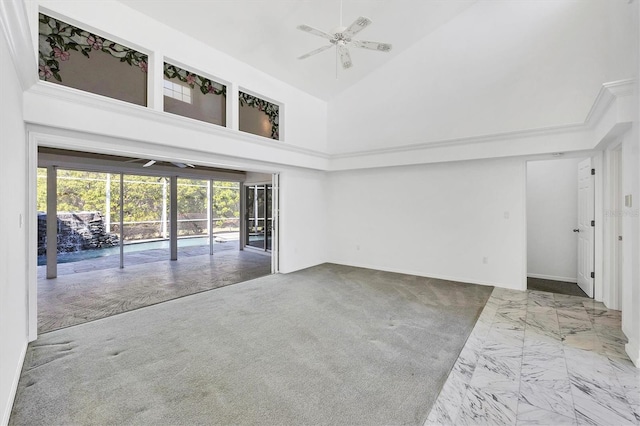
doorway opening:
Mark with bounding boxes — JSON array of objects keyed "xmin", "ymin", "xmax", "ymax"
[
  {"xmin": 526, "ymin": 157, "xmax": 593, "ymax": 298},
  {"xmin": 36, "ymin": 147, "xmax": 274, "ymax": 334}
]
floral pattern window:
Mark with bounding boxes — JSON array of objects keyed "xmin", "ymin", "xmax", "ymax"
[
  {"xmin": 163, "ymin": 63, "xmax": 226, "ymax": 126},
  {"xmin": 38, "ymin": 13, "xmax": 148, "ymax": 106},
  {"xmin": 239, "ymin": 92, "xmax": 279, "ymax": 140}
]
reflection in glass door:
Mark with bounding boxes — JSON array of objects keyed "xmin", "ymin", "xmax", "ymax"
[{"xmin": 245, "ymin": 184, "xmax": 272, "ymax": 251}]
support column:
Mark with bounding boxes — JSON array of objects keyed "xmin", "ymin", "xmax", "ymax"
[
  {"xmin": 208, "ymin": 180, "xmax": 214, "ymax": 256},
  {"xmin": 105, "ymin": 173, "xmax": 111, "ymax": 233},
  {"xmin": 170, "ymin": 175, "xmax": 178, "ymax": 261},
  {"xmin": 239, "ymin": 183, "xmax": 246, "ymax": 251},
  {"xmin": 119, "ymin": 172, "xmax": 124, "ymax": 269},
  {"xmin": 46, "ymin": 166, "xmax": 57, "ymax": 279},
  {"xmin": 161, "ymin": 177, "xmax": 168, "ymax": 239}
]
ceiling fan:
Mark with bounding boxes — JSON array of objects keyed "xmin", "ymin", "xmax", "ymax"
[
  {"xmin": 296, "ymin": 4, "xmax": 392, "ymax": 70},
  {"xmin": 125, "ymin": 158, "xmax": 195, "ymax": 169}
]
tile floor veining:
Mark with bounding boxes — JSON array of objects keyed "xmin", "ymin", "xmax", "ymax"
[{"xmin": 426, "ymin": 288, "xmax": 640, "ymax": 426}]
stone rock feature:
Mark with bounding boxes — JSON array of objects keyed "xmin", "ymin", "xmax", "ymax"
[{"xmin": 38, "ymin": 211, "xmax": 119, "ymax": 255}]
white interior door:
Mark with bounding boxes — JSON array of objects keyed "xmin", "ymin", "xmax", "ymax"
[{"xmin": 577, "ymin": 158, "xmax": 594, "ymax": 297}]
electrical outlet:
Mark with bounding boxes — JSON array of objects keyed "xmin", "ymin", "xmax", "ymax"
[
  {"xmin": 483, "ymin": 257, "xmax": 488, "ymax": 264},
  {"xmin": 504, "ymin": 212, "xmax": 510, "ymax": 219}
]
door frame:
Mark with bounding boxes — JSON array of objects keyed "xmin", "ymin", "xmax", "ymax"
[
  {"xmin": 577, "ymin": 157, "xmax": 595, "ymax": 298},
  {"xmin": 522, "ymin": 146, "xmax": 621, "ymax": 308},
  {"xmin": 241, "ymin": 176, "xmax": 280, "ymax": 275},
  {"xmin": 524, "ymin": 156, "xmax": 595, "ymax": 296},
  {"xmin": 602, "ymin": 142, "xmax": 623, "ymax": 310},
  {"xmin": 243, "ymin": 182, "xmax": 271, "ymax": 252}
]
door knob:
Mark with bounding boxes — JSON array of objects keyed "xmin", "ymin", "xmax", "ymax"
[{"xmin": 573, "ymin": 229, "xmax": 580, "ymax": 233}]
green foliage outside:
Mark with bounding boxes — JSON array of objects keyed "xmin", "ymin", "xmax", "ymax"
[{"xmin": 37, "ymin": 169, "xmax": 240, "ymax": 235}]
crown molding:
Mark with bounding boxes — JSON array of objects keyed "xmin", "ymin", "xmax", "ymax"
[
  {"xmin": 0, "ymin": 0, "xmax": 38, "ymax": 91},
  {"xmin": 584, "ymin": 79, "xmax": 635, "ymax": 126},
  {"xmin": 26, "ymin": 78, "xmax": 635, "ymax": 172},
  {"xmin": 23, "ymin": 73, "xmax": 634, "ymax": 173},
  {"xmin": 330, "ymin": 122, "xmax": 585, "ymax": 160},
  {"xmin": 328, "ymin": 79, "xmax": 636, "ymax": 170}
]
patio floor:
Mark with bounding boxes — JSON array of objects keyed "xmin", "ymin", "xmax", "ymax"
[{"xmin": 38, "ymin": 243, "xmax": 272, "ymax": 333}]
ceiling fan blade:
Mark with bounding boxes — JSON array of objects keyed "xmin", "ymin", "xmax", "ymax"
[
  {"xmin": 124, "ymin": 158, "xmax": 142, "ymax": 164},
  {"xmin": 172, "ymin": 162, "xmax": 187, "ymax": 168},
  {"xmin": 143, "ymin": 160, "xmax": 156, "ymax": 168},
  {"xmin": 297, "ymin": 44, "xmax": 333, "ymax": 60},
  {"xmin": 186, "ymin": 163, "xmax": 195, "ymax": 168},
  {"xmin": 342, "ymin": 16, "xmax": 372, "ymax": 38},
  {"xmin": 297, "ymin": 24, "xmax": 334, "ymax": 40},
  {"xmin": 352, "ymin": 39, "xmax": 392, "ymax": 52},
  {"xmin": 337, "ymin": 45, "xmax": 353, "ymax": 69}
]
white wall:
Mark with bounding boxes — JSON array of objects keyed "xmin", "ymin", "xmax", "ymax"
[
  {"xmin": 279, "ymin": 169, "xmax": 327, "ymax": 273},
  {"xmin": 0, "ymin": 31, "xmax": 29, "ymax": 425},
  {"xmin": 326, "ymin": 158, "xmax": 526, "ymax": 289},
  {"xmin": 328, "ymin": 0, "xmax": 635, "ymax": 154},
  {"xmin": 527, "ymin": 158, "xmax": 580, "ymax": 282},
  {"xmin": 621, "ymin": 124, "xmax": 640, "ymax": 366},
  {"xmin": 621, "ymin": 0, "xmax": 640, "ymax": 366}
]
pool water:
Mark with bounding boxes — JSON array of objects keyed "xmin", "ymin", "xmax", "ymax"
[{"xmin": 38, "ymin": 236, "xmax": 228, "ymax": 265}]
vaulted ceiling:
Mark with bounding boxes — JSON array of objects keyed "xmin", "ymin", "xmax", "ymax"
[{"xmin": 116, "ymin": 0, "xmax": 476, "ymax": 100}]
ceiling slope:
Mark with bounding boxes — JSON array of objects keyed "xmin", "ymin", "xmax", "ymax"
[{"xmin": 117, "ymin": 0, "xmax": 476, "ymax": 100}]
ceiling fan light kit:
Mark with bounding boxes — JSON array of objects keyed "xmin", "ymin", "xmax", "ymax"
[{"xmin": 297, "ymin": 12, "xmax": 392, "ymax": 70}]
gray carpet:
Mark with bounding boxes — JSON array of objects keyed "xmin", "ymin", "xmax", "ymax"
[
  {"xmin": 11, "ymin": 264, "xmax": 493, "ymax": 426},
  {"xmin": 527, "ymin": 277, "xmax": 588, "ymax": 298}
]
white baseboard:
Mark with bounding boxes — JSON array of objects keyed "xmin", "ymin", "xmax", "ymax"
[
  {"xmin": 527, "ymin": 273, "xmax": 578, "ymax": 283},
  {"xmin": 2, "ymin": 342, "xmax": 27, "ymax": 426},
  {"xmin": 626, "ymin": 338, "xmax": 640, "ymax": 368}
]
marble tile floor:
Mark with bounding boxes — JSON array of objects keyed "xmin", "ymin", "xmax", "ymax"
[
  {"xmin": 426, "ymin": 288, "xmax": 639, "ymax": 426},
  {"xmin": 38, "ymin": 248, "xmax": 272, "ymax": 334}
]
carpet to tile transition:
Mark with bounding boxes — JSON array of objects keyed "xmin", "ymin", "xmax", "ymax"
[{"xmin": 11, "ymin": 264, "xmax": 492, "ymax": 425}]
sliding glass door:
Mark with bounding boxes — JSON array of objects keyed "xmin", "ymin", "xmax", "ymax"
[{"xmin": 245, "ymin": 184, "xmax": 272, "ymax": 251}]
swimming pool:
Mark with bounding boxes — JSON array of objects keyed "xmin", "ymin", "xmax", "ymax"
[{"xmin": 38, "ymin": 235, "xmax": 240, "ymax": 265}]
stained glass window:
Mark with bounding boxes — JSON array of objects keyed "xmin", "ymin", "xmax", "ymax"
[
  {"xmin": 239, "ymin": 91, "xmax": 279, "ymax": 140},
  {"xmin": 38, "ymin": 13, "xmax": 148, "ymax": 106},
  {"xmin": 163, "ymin": 63, "xmax": 227, "ymax": 126}
]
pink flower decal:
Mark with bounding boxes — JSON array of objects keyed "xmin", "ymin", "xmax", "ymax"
[
  {"xmin": 186, "ymin": 73, "xmax": 196, "ymax": 87},
  {"xmin": 207, "ymin": 84, "xmax": 216, "ymax": 94},
  {"xmin": 53, "ymin": 47, "xmax": 70, "ymax": 61},
  {"xmin": 87, "ymin": 35, "xmax": 103, "ymax": 50},
  {"xmin": 39, "ymin": 65, "xmax": 53, "ymax": 79},
  {"xmin": 138, "ymin": 61, "xmax": 148, "ymax": 73}
]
